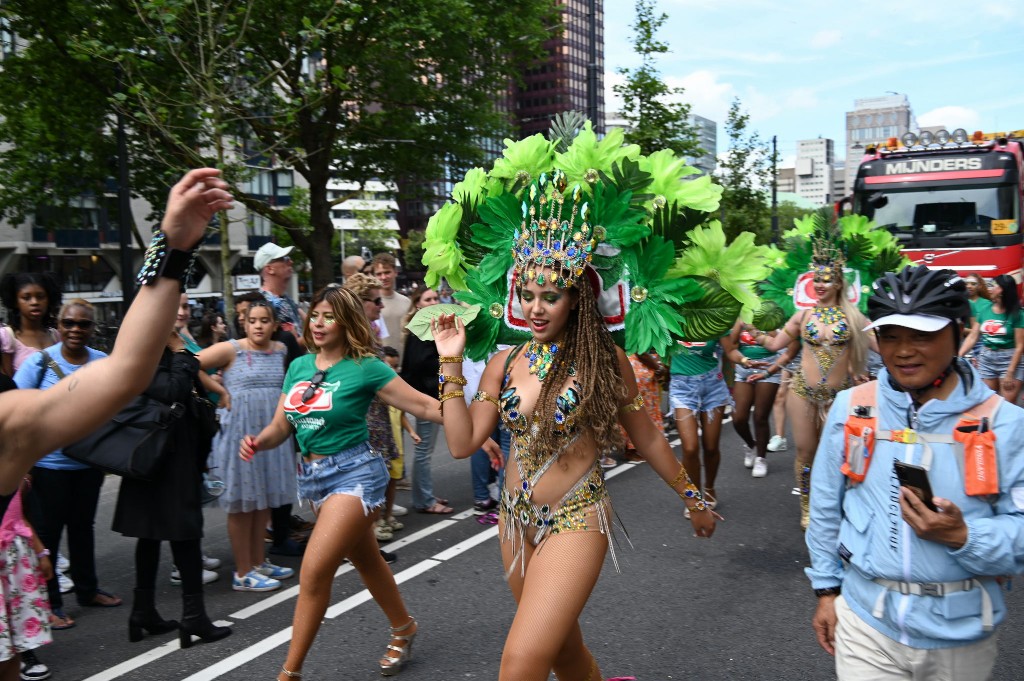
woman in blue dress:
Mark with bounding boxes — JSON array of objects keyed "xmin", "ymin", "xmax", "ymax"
[{"xmin": 200, "ymin": 300, "xmax": 297, "ymax": 593}]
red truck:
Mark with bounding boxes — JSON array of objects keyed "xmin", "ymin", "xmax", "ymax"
[{"xmin": 849, "ymin": 128, "xmax": 1024, "ymax": 281}]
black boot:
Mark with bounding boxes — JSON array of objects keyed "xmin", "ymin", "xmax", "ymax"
[
  {"xmin": 179, "ymin": 592, "xmax": 231, "ymax": 648},
  {"xmin": 128, "ymin": 588, "xmax": 179, "ymax": 642}
]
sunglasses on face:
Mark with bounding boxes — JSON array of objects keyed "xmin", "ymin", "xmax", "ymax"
[
  {"xmin": 272, "ymin": 256, "xmax": 292, "ymax": 265},
  {"xmin": 301, "ymin": 369, "xmax": 327, "ymax": 403},
  {"xmin": 363, "ymin": 297, "xmax": 383, "ymax": 306},
  {"xmin": 60, "ymin": 318, "xmax": 94, "ymax": 330}
]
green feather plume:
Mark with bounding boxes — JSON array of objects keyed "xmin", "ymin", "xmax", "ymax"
[{"xmin": 669, "ymin": 221, "xmax": 769, "ymax": 318}]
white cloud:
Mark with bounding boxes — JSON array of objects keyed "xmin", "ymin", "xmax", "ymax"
[
  {"xmin": 604, "ymin": 69, "xmax": 737, "ymax": 125},
  {"xmin": 810, "ymin": 29, "xmax": 842, "ymax": 49},
  {"xmin": 667, "ymin": 71, "xmax": 736, "ymax": 122},
  {"xmin": 917, "ymin": 106, "xmax": 982, "ymax": 131},
  {"xmin": 981, "ymin": 2, "xmax": 1018, "ymax": 22}
]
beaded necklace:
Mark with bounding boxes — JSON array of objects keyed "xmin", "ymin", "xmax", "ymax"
[
  {"xmin": 525, "ymin": 338, "xmax": 560, "ymax": 381},
  {"xmin": 805, "ymin": 306, "xmax": 848, "ymax": 343}
]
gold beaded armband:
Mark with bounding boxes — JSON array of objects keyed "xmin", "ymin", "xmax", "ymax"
[
  {"xmin": 620, "ymin": 394, "xmax": 644, "ymax": 413},
  {"xmin": 668, "ymin": 465, "xmax": 708, "ymax": 512},
  {"xmin": 438, "ymin": 355, "xmax": 464, "ymax": 364},
  {"xmin": 438, "ymin": 390, "xmax": 465, "ymax": 413},
  {"xmin": 473, "ymin": 390, "xmax": 500, "ymax": 408},
  {"xmin": 437, "ymin": 373, "xmax": 467, "ymax": 398}
]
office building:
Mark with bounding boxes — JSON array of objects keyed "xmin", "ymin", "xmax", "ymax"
[
  {"xmin": 515, "ymin": 0, "xmax": 604, "ymax": 137},
  {"xmin": 777, "ymin": 167, "xmax": 796, "ymax": 194},
  {"xmin": 845, "ymin": 94, "xmax": 915, "ymax": 191},
  {"xmin": 688, "ymin": 114, "xmax": 717, "ymax": 176},
  {"xmin": 794, "ymin": 138, "xmax": 834, "ymax": 206}
]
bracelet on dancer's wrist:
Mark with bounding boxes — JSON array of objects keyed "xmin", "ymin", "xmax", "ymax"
[
  {"xmin": 438, "ymin": 355, "xmax": 464, "ymax": 364},
  {"xmin": 438, "ymin": 390, "xmax": 464, "ymax": 413},
  {"xmin": 437, "ymin": 373, "xmax": 467, "ymax": 398},
  {"xmin": 684, "ymin": 498, "xmax": 709, "ymax": 513},
  {"xmin": 136, "ymin": 231, "xmax": 201, "ymax": 291}
]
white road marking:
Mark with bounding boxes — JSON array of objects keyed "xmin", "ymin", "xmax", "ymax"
[{"xmin": 87, "ymin": 458, "xmax": 647, "ymax": 680}]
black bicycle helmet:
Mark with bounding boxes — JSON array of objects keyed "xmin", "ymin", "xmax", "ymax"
[
  {"xmin": 868, "ymin": 265, "xmax": 973, "ymax": 398},
  {"xmin": 867, "ymin": 265, "xmax": 970, "ymax": 324}
]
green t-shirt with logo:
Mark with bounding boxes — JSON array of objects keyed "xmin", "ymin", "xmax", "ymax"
[
  {"xmin": 282, "ymin": 354, "xmax": 396, "ymax": 455},
  {"xmin": 969, "ymin": 297, "xmax": 991, "ymax": 321},
  {"xmin": 737, "ymin": 328, "xmax": 773, "ymax": 360},
  {"xmin": 670, "ymin": 340, "xmax": 721, "ymax": 376},
  {"xmin": 977, "ymin": 305, "xmax": 1024, "ymax": 350}
]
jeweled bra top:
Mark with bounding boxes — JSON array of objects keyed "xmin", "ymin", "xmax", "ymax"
[{"xmin": 802, "ymin": 306, "xmax": 850, "ymax": 347}]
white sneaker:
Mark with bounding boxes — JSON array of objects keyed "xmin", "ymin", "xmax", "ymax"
[
  {"xmin": 232, "ymin": 570, "xmax": 280, "ymax": 592},
  {"xmin": 170, "ymin": 566, "xmax": 220, "ymax": 585},
  {"xmin": 390, "ymin": 504, "xmax": 408, "ymax": 517},
  {"xmin": 742, "ymin": 444, "xmax": 756, "ymax": 468},
  {"xmin": 255, "ymin": 559, "xmax": 294, "ymax": 580},
  {"xmin": 767, "ymin": 435, "xmax": 787, "ymax": 452},
  {"xmin": 56, "ymin": 553, "xmax": 70, "ymax": 573},
  {"xmin": 58, "ymin": 573, "xmax": 74, "ymax": 594},
  {"xmin": 201, "ymin": 554, "xmax": 222, "ymax": 570},
  {"xmin": 375, "ymin": 519, "xmax": 394, "ymax": 541},
  {"xmin": 752, "ymin": 457, "xmax": 768, "ymax": 478}
]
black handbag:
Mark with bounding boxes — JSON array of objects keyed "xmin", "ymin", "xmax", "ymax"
[
  {"xmin": 63, "ymin": 394, "xmax": 186, "ymax": 480},
  {"xmin": 190, "ymin": 384, "xmax": 220, "ymax": 456}
]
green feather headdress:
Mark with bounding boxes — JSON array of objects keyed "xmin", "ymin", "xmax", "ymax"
[
  {"xmin": 422, "ymin": 117, "xmax": 768, "ymax": 360},
  {"xmin": 760, "ymin": 207, "xmax": 910, "ymax": 319}
]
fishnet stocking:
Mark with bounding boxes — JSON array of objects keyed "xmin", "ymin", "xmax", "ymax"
[{"xmin": 498, "ymin": 522, "xmax": 608, "ymax": 681}]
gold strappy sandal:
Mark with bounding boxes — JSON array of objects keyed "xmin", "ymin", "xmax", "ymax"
[
  {"xmin": 379, "ymin": 617, "xmax": 417, "ymax": 676},
  {"xmin": 278, "ymin": 666, "xmax": 301, "ymax": 679}
]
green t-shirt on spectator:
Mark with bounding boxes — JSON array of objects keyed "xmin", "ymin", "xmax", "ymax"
[
  {"xmin": 977, "ymin": 306, "xmax": 1024, "ymax": 350},
  {"xmin": 283, "ymin": 353, "xmax": 396, "ymax": 455},
  {"xmin": 670, "ymin": 341, "xmax": 720, "ymax": 376},
  {"xmin": 969, "ymin": 297, "xmax": 992, "ymax": 321}
]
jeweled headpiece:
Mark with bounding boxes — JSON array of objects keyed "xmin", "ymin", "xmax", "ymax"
[
  {"xmin": 512, "ymin": 170, "xmax": 595, "ymax": 289},
  {"xmin": 810, "ymin": 230, "xmax": 846, "ymax": 283}
]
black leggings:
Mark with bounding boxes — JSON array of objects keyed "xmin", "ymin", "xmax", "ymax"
[
  {"xmin": 135, "ymin": 538, "xmax": 203, "ymax": 595},
  {"xmin": 271, "ymin": 503, "xmax": 293, "ymax": 545}
]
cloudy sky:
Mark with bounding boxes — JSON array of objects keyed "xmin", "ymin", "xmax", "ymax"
[{"xmin": 603, "ymin": 0, "xmax": 1024, "ymax": 164}]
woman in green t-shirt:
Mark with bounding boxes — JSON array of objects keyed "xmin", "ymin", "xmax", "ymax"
[
  {"xmin": 666, "ymin": 339, "xmax": 731, "ymax": 515},
  {"xmin": 240, "ymin": 285, "xmax": 443, "ymax": 680},
  {"xmin": 959, "ymin": 274, "xmax": 1024, "ymax": 402},
  {"xmin": 722, "ymin": 320, "xmax": 798, "ymax": 481},
  {"xmin": 961, "ymin": 273, "xmax": 992, "ymax": 366}
]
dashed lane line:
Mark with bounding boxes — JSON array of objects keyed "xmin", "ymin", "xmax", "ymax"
[{"xmin": 85, "ymin": 460, "xmax": 653, "ymax": 680}]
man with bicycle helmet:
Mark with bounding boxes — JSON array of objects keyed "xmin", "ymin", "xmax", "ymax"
[{"xmin": 806, "ymin": 265, "xmax": 1024, "ymax": 680}]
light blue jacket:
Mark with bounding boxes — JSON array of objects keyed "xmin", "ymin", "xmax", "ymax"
[{"xmin": 806, "ymin": 365, "xmax": 1024, "ymax": 649}]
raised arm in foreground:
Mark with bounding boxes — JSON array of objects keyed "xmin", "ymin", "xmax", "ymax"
[{"xmin": 0, "ymin": 169, "xmax": 232, "ymax": 492}]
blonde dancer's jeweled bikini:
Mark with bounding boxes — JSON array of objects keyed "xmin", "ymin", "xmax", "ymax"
[{"xmin": 792, "ymin": 307, "xmax": 851, "ymax": 409}]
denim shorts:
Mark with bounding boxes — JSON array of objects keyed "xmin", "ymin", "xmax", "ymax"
[
  {"xmin": 297, "ymin": 442, "xmax": 389, "ymax": 514},
  {"xmin": 669, "ymin": 369, "xmax": 733, "ymax": 414},
  {"xmin": 734, "ymin": 352, "xmax": 782, "ymax": 385},
  {"xmin": 977, "ymin": 347, "xmax": 1024, "ymax": 381}
]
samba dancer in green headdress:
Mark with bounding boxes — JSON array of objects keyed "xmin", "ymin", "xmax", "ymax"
[
  {"xmin": 755, "ymin": 208, "xmax": 907, "ymax": 529},
  {"xmin": 419, "ymin": 115, "xmax": 765, "ymax": 680}
]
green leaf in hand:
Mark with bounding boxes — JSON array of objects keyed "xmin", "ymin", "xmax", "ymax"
[{"xmin": 406, "ymin": 304, "xmax": 481, "ymax": 341}]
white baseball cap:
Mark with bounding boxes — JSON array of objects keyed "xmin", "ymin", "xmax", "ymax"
[
  {"xmin": 254, "ymin": 243, "xmax": 294, "ymax": 271},
  {"xmin": 863, "ymin": 314, "xmax": 952, "ymax": 332}
]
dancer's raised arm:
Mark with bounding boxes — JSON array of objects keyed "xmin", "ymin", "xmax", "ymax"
[{"xmin": 0, "ymin": 168, "xmax": 232, "ymax": 492}]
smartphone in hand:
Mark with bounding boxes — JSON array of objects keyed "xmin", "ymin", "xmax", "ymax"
[{"xmin": 894, "ymin": 461, "xmax": 938, "ymax": 512}]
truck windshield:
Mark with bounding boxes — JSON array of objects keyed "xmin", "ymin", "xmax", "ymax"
[{"xmin": 857, "ymin": 184, "xmax": 1017, "ymax": 235}]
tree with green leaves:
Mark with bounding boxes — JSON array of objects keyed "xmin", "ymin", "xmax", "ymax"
[
  {"xmin": 613, "ymin": 0, "xmax": 701, "ymax": 160},
  {"xmin": 0, "ymin": 0, "xmax": 556, "ymax": 292},
  {"xmin": 718, "ymin": 98, "xmax": 772, "ymax": 244}
]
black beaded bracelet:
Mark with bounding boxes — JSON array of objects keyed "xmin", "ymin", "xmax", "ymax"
[{"xmin": 136, "ymin": 231, "xmax": 201, "ymax": 291}]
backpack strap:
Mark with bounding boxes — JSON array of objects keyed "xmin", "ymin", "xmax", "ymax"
[{"xmin": 37, "ymin": 350, "xmax": 66, "ymax": 387}]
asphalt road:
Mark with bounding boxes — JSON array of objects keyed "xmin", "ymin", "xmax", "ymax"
[{"xmin": 40, "ymin": 422, "xmax": 1024, "ymax": 680}]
